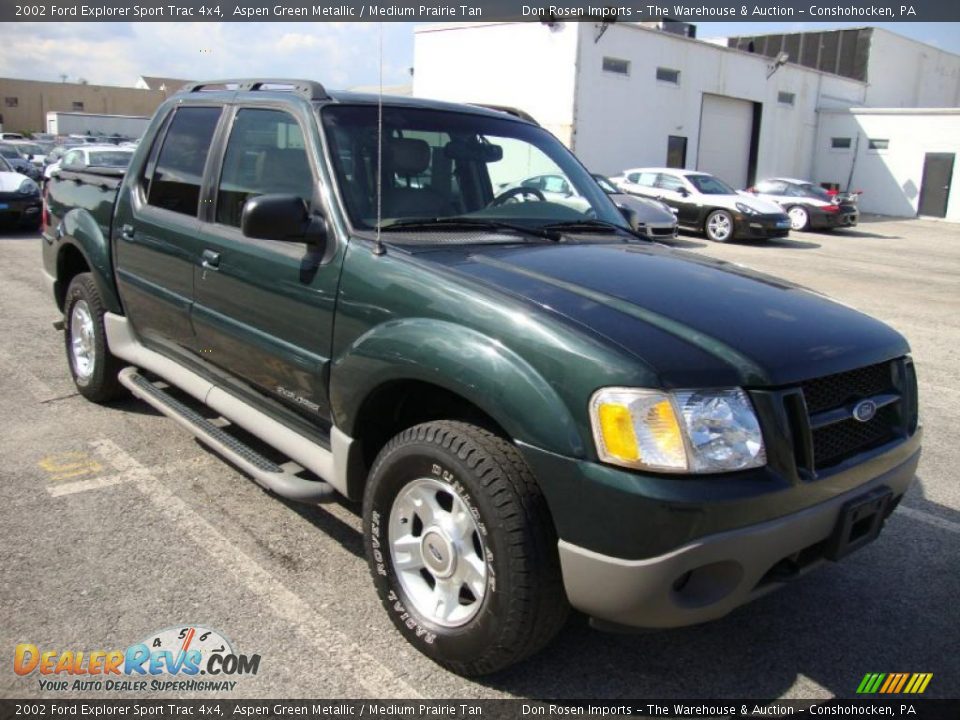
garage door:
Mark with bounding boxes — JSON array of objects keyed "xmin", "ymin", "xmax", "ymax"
[{"xmin": 697, "ymin": 94, "xmax": 754, "ymax": 189}]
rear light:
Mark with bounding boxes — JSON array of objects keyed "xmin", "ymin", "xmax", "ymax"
[
  {"xmin": 824, "ymin": 205, "xmax": 841, "ymax": 213},
  {"xmin": 41, "ymin": 185, "xmax": 50, "ymax": 233}
]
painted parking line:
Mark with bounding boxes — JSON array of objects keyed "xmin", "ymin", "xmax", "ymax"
[
  {"xmin": 47, "ymin": 469, "xmax": 149, "ymax": 497},
  {"xmin": 87, "ymin": 437, "xmax": 421, "ymax": 699}
]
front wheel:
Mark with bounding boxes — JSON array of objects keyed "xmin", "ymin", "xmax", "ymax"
[
  {"xmin": 64, "ymin": 273, "xmax": 123, "ymax": 402},
  {"xmin": 787, "ymin": 205, "xmax": 810, "ymax": 231},
  {"xmin": 705, "ymin": 209, "xmax": 734, "ymax": 242},
  {"xmin": 363, "ymin": 421, "xmax": 569, "ymax": 676}
]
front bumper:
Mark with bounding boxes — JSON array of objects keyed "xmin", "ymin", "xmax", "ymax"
[
  {"xmin": 639, "ymin": 221, "xmax": 678, "ymax": 240},
  {"xmin": 0, "ymin": 194, "xmax": 41, "ymax": 226},
  {"xmin": 733, "ymin": 213, "xmax": 791, "ymax": 239},
  {"xmin": 558, "ymin": 448, "xmax": 918, "ymax": 629}
]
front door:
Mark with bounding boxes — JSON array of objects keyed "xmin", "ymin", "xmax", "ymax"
[
  {"xmin": 191, "ymin": 105, "xmax": 340, "ymax": 421},
  {"xmin": 918, "ymin": 153, "xmax": 954, "ymax": 218}
]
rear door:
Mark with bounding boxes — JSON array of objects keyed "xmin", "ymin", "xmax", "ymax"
[
  {"xmin": 113, "ymin": 105, "xmax": 223, "ymax": 348},
  {"xmin": 191, "ymin": 105, "xmax": 340, "ymax": 421}
]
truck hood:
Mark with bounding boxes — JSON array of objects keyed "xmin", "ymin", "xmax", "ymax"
[{"xmin": 415, "ymin": 241, "xmax": 909, "ymax": 387}]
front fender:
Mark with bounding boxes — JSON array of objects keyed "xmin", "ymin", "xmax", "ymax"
[
  {"xmin": 330, "ymin": 318, "xmax": 585, "ymax": 458},
  {"xmin": 59, "ymin": 208, "xmax": 122, "ymax": 314}
]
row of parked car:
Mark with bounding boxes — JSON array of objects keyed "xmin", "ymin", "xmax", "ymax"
[
  {"xmin": 611, "ymin": 168, "xmax": 860, "ymax": 241},
  {"xmin": 0, "ymin": 132, "xmax": 137, "ymax": 230},
  {"xmin": 505, "ymin": 166, "xmax": 860, "ymax": 243}
]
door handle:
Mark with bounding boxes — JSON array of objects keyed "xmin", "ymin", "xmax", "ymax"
[
  {"xmin": 120, "ymin": 224, "xmax": 135, "ymax": 242},
  {"xmin": 201, "ymin": 249, "xmax": 221, "ymax": 270}
]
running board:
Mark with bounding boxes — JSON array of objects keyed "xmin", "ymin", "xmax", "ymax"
[
  {"xmin": 119, "ymin": 368, "xmax": 337, "ymax": 503},
  {"xmin": 104, "ymin": 313, "xmax": 352, "ymax": 499}
]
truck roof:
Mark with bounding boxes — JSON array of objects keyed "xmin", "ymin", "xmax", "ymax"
[{"xmin": 172, "ymin": 78, "xmax": 534, "ymax": 124}]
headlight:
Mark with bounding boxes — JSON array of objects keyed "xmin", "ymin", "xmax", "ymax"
[
  {"xmin": 18, "ymin": 178, "xmax": 39, "ymax": 195},
  {"xmin": 589, "ymin": 387, "xmax": 766, "ymax": 473},
  {"xmin": 735, "ymin": 202, "xmax": 758, "ymax": 216}
]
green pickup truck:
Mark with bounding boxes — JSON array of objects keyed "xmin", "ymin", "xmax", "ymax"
[{"xmin": 42, "ymin": 78, "xmax": 921, "ymax": 676}]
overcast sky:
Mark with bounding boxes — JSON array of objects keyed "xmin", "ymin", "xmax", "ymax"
[{"xmin": 0, "ymin": 21, "xmax": 956, "ymax": 90}]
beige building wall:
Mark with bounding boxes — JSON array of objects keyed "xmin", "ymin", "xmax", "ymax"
[{"xmin": 0, "ymin": 78, "xmax": 167, "ymax": 134}]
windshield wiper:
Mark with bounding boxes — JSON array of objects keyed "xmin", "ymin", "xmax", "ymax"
[
  {"xmin": 379, "ymin": 217, "xmax": 559, "ymax": 241},
  {"xmin": 540, "ymin": 219, "xmax": 644, "ymax": 239}
]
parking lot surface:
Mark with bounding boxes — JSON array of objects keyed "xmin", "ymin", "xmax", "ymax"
[{"xmin": 1, "ymin": 216, "xmax": 957, "ymax": 700}]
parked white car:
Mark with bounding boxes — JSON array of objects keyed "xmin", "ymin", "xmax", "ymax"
[
  {"xmin": 611, "ymin": 168, "xmax": 791, "ymax": 242},
  {"xmin": 45, "ymin": 144, "xmax": 135, "ymax": 180}
]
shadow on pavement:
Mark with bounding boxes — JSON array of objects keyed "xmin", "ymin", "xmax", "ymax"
[{"xmin": 475, "ymin": 475, "xmax": 957, "ymax": 700}]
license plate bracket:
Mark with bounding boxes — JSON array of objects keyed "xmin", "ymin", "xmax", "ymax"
[{"xmin": 824, "ymin": 487, "xmax": 893, "ymax": 561}]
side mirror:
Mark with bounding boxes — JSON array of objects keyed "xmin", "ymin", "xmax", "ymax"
[
  {"xmin": 677, "ymin": 187, "xmax": 689, "ymax": 197},
  {"xmin": 616, "ymin": 203, "xmax": 640, "ymax": 231},
  {"xmin": 241, "ymin": 194, "xmax": 325, "ymax": 246}
]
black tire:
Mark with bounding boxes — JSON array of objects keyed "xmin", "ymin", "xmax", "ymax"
[
  {"xmin": 63, "ymin": 273, "xmax": 123, "ymax": 402},
  {"xmin": 363, "ymin": 421, "xmax": 569, "ymax": 676},
  {"xmin": 704, "ymin": 209, "xmax": 735, "ymax": 242}
]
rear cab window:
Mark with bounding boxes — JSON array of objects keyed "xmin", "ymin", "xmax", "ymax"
[{"xmin": 145, "ymin": 106, "xmax": 222, "ymax": 217}]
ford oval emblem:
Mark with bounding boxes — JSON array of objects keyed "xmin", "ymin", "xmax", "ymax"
[{"xmin": 853, "ymin": 400, "xmax": 877, "ymax": 423}]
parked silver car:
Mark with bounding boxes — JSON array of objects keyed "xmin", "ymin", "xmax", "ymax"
[{"xmin": 593, "ymin": 174, "xmax": 678, "ymax": 240}]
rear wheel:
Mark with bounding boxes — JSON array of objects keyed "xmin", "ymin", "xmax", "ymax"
[
  {"xmin": 64, "ymin": 273, "xmax": 123, "ymax": 402},
  {"xmin": 705, "ymin": 209, "xmax": 734, "ymax": 242},
  {"xmin": 363, "ymin": 421, "xmax": 569, "ymax": 676},
  {"xmin": 787, "ymin": 205, "xmax": 810, "ymax": 231}
]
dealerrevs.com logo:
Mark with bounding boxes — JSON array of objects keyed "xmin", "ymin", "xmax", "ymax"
[{"xmin": 14, "ymin": 625, "xmax": 260, "ymax": 693}]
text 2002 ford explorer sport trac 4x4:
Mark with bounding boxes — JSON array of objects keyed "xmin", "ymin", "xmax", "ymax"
[{"xmin": 41, "ymin": 79, "xmax": 921, "ymax": 676}]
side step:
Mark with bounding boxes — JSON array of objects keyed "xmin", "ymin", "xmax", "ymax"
[{"xmin": 119, "ymin": 368, "xmax": 337, "ymax": 503}]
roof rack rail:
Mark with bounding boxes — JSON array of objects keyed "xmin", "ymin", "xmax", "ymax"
[
  {"xmin": 180, "ymin": 78, "xmax": 329, "ymax": 101},
  {"xmin": 469, "ymin": 104, "xmax": 540, "ymax": 126}
]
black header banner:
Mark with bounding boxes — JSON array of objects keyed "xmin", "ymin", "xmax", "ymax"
[
  {"xmin": 4, "ymin": 0, "xmax": 960, "ymax": 22},
  {"xmin": 1, "ymin": 699, "xmax": 959, "ymax": 720}
]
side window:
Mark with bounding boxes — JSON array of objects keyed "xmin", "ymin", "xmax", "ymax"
[
  {"xmin": 147, "ymin": 106, "xmax": 222, "ymax": 217},
  {"xmin": 626, "ymin": 172, "xmax": 640, "ymax": 184},
  {"xmin": 542, "ymin": 175, "xmax": 570, "ymax": 194},
  {"xmin": 216, "ymin": 108, "xmax": 313, "ymax": 228},
  {"xmin": 62, "ymin": 150, "xmax": 83, "ymax": 170},
  {"xmin": 657, "ymin": 174, "xmax": 685, "ymax": 192},
  {"xmin": 637, "ymin": 172, "xmax": 658, "ymax": 187},
  {"xmin": 755, "ymin": 180, "xmax": 786, "ymax": 195}
]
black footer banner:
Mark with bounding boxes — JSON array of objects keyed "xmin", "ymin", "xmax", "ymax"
[{"xmin": 1, "ymin": 699, "xmax": 959, "ymax": 720}]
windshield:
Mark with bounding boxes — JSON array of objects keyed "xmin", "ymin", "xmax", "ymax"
[
  {"xmin": 88, "ymin": 150, "xmax": 133, "ymax": 168},
  {"xmin": 0, "ymin": 156, "xmax": 11, "ymax": 172},
  {"xmin": 0, "ymin": 146, "xmax": 23, "ymax": 159},
  {"xmin": 17, "ymin": 144, "xmax": 43, "ymax": 155},
  {"xmin": 592, "ymin": 174, "xmax": 618, "ymax": 194},
  {"xmin": 321, "ymin": 105, "xmax": 626, "ymax": 235},
  {"xmin": 687, "ymin": 174, "xmax": 736, "ymax": 195}
]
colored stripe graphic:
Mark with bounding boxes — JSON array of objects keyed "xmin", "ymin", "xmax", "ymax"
[{"xmin": 859, "ymin": 673, "xmax": 933, "ymax": 694}]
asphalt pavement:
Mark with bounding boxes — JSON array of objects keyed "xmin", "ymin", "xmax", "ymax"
[{"xmin": 0, "ymin": 215, "xmax": 957, "ymax": 701}]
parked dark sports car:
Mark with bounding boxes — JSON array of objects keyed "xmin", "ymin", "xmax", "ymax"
[
  {"xmin": 0, "ymin": 154, "xmax": 42, "ymax": 230},
  {"xmin": 0, "ymin": 143, "xmax": 43, "ymax": 183},
  {"xmin": 748, "ymin": 177, "xmax": 860, "ymax": 231}
]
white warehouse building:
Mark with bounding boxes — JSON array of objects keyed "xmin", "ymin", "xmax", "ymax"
[{"xmin": 413, "ymin": 23, "xmax": 960, "ymax": 221}]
